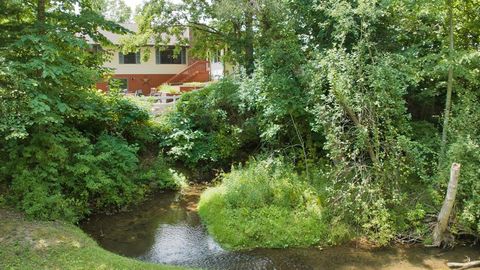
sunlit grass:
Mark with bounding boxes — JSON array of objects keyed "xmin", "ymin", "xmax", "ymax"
[
  {"xmin": 198, "ymin": 158, "xmax": 330, "ymax": 250},
  {"xmin": 0, "ymin": 208, "xmax": 191, "ymax": 270}
]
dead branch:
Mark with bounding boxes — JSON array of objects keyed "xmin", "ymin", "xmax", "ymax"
[{"xmin": 447, "ymin": 261, "xmax": 480, "ymax": 270}]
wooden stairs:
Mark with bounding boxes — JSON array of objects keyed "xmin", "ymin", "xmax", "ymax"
[{"xmin": 165, "ymin": 60, "xmax": 210, "ymax": 85}]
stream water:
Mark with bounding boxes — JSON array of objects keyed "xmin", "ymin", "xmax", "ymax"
[{"xmin": 81, "ymin": 186, "xmax": 479, "ymax": 270}]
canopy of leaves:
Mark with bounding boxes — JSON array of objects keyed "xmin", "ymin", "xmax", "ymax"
[{"xmin": 94, "ymin": 0, "xmax": 132, "ymax": 23}]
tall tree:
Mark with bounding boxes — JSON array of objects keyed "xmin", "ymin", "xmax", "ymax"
[
  {"xmin": 439, "ymin": 0, "xmax": 455, "ymax": 163},
  {"xmin": 131, "ymin": 0, "xmax": 288, "ymax": 74},
  {"xmin": 0, "ymin": 0, "xmax": 130, "ymax": 221}
]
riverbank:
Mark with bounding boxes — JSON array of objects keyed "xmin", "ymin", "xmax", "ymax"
[
  {"xmin": 0, "ymin": 208, "xmax": 189, "ymax": 270},
  {"xmin": 81, "ymin": 187, "xmax": 480, "ymax": 270}
]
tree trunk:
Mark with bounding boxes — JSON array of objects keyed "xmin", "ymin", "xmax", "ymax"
[
  {"xmin": 331, "ymin": 78, "xmax": 378, "ymax": 164},
  {"xmin": 37, "ymin": 0, "xmax": 46, "ymax": 26},
  {"xmin": 290, "ymin": 113, "xmax": 309, "ymax": 180},
  {"xmin": 244, "ymin": 1, "xmax": 255, "ymax": 75},
  {"xmin": 432, "ymin": 163, "xmax": 461, "ymax": 247},
  {"xmin": 439, "ymin": 0, "xmax": 455, "ymax": 164}
]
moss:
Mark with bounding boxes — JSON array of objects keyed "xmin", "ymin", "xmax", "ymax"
[{"xmin": 0, "ymin": 208, "xmax": 190, "ymax": 270}]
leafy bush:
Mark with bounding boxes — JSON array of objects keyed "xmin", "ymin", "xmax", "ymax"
[
  {"xmin": 0, "ymin": 102, "xmax": 183, "ymax": 223},
  {"xmin": 0, "ymin": 1, "xmax": 184, "ymax": 223},
  {"xmin": 157, "ymin": 84, "xmax": 181, "ymax": 94},
  {"xmin": 70, "ymin": 90, "xmax": 160, "ymax": 152},
  {"xmin": 442, "ymin": 89, "xmax": 480, "ymax": 235},
  {"xmin": 159, "ymin": 80, "xmax": 259, "ymax": 176},
  {"xmin": 198, "ymin": 158, "xmax": 328, "ymax": 249}
]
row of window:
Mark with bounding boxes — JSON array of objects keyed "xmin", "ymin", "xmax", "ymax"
[{"xmin": 119, "ymin": 47, "xmax": 187, "ymax": 64}]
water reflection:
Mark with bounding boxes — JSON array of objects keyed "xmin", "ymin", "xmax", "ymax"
[
  {"xmin": 81, "ymin": 187, "xmax": 480, "ymax": 270},
  {"xmin": 143, "ymin": 224, "xmax": 223, "ymax": 264},
  {"xmin": 82, "ymin": 188, "xmax": 269, "ymax": 269}
]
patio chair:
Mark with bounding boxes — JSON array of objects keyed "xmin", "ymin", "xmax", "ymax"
[
  {"xmin": 150, "ymin": 88, "xmax": 158, "ymax": 96},
  {"xmin": 134, "ymin": 89, "xmax": 143, "ymax": 96}
]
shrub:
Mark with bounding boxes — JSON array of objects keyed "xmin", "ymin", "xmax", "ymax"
[
  {"xmin": 157, "ymin": 84, "xmax": 181, "ymax": 94},
  {"xmin": 138, "ymin": 156, "xmax": 188, "ymax": 190},
  {"xmin": 0, "ymin": 89, "xmax": 183, "ymax": 223},
  {"xmin": 0, "ymin": 6, "xmax": 181, "ymax": 224},
  {"xmin": 159, "ymin": 79, "xmax": 259, "ymax": 176},
  {"xmin": 70, "ymin": 90, "xmax": 160, "ymax": 152},
  {"xmin": 198, "ymin": 158, "xmax": 327, "ymax": 250},
  {"xmin": 441, "ymin": 89, "xmax": 480, "ymax": 236}
]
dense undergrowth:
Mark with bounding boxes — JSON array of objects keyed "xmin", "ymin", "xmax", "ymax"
[
  {"xmin": 1, "ymin": 89, "xmax": 185, "ymax": 223},
  {"xmin": 158, "ymin": 80, "xmax": 259, "ymax": 179},
  {"xmin": 198, "ymin": 159, "xmax": 333, "ymax": 249}
]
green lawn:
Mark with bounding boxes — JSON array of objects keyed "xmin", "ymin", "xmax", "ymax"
[{"xmin": 0, "ymin": 208, "xmax": 189, "ymax": 270}]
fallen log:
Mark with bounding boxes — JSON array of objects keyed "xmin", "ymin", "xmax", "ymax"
[{"xmin": 447, "ymin": 260, "xmax": 480, "ymax": 270}]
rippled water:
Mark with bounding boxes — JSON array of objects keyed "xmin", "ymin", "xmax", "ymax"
[{"xmin": 81, "ymin": 186, "xmax": 480, "ymax": 270}]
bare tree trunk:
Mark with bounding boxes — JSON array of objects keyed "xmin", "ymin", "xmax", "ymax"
[
  {"xmin": 432, "ymin": 163, "xmax": 461, "ymax": 247},
  {"xmin": 439, "ymin": 0, "xmax": 455, "ymax": 164}
]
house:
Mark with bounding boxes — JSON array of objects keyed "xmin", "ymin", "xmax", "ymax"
[{"xmin": 89, "ymin": 23, "xmax": 224, "ymax": 95}]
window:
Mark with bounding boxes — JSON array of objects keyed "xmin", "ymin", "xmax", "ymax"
[
  {"xmin": 212, "ymin": 50, "xmax": 221, "ymax": 63},
  {"xmin": 156, "ymin": 47, "xmax": 186, "ymax": 64},
  {"xmin": 119, "ymin": 52, "xmax": 140, "ymax": 64}
]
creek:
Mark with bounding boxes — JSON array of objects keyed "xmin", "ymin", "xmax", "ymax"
[{"xmin": 81, "ymin": 186, "xmax": 479, "ymax": 270}]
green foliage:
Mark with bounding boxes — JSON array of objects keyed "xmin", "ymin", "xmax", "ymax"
[
  {"xmin": 159, "ymin": 80, "xmax": 259, "ymax": 176},
  {"xmin": 0, "ymin": 100, "xmax": 182, "ymax": 222},
  {"xmin": 155, "ymin": 0, "xmax": 480, "ymax": 247},
  {"xmin": 94, "ymin": 0, "xmax": 132, "ymax": 23},
  {"xmin": 305, "ymin": 0, "xmax": 428, "ymax": 245},
  {"xmin": 238, "ymin": 32, "xmax": 317, "ymax": 149},
  {"xmin": 158, "ymin": 84, "xmax": 181, "ymax": 94},
  {"xmin": 160, "ymin": 0, "xmax": 479, "ymax": 246},
  {"xmin": 139, "ymin": 156, "xmax": 188, "ymax": 190},
  {"xmin": 131, "ymin": 0, "xmax": 299, "ymax": 74},
  {"xmin": 0, "ymin": 0, "xmax": 182, "ymax": 222},
  {"xmin": 2, "ymin": 0, "xmax": 480, "ymax": 249},
  {"xmin": 442, "ymin": 86, "xmax": 480, "ymax": 235},
  {"xmin": 198, "ymin": 158, "xmax": 328, "ymax": 249}
]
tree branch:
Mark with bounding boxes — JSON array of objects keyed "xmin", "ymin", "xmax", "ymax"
[{"xmin": 186, "ymin": 21, "xmax": 225, "ymax": 37}]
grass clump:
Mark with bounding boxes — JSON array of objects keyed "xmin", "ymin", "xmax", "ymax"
[
  {"xmin": 198, "ymin": 158, "xmax": 326, "ymax": 250},
  {"xmin": 157, "ymin": 85, "xmax": 181, "ymax": 94},
  {"xmin": 0, "ymin": 208, "xmax": 189, "ymax": 270}
]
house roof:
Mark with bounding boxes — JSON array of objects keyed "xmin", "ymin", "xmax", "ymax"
[{"xmin": 86, "ymin": 23, "xmax": 189, "ymax": 46}]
